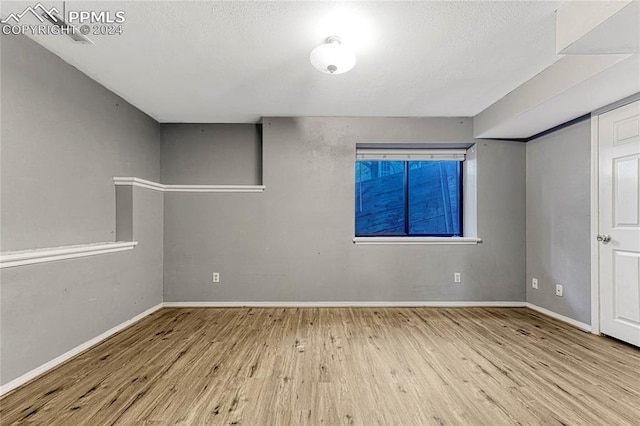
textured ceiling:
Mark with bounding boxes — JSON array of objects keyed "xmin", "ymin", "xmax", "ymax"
[{"xmin": 4, "ymin": 1, "xmax": 563, "ymax": 122}]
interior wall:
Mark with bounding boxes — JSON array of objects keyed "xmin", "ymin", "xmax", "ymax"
[
  {"xmin": 1, "ymin": 35, "xmax": 160, "ymax": 251},
  {"xmin": 526, "ymin": 120, "xmax": 591, "ymax": 324},
  {"xmin": 163, "ymin": 118, "xmax": 526, "ymax": 303},
  {"xmin": 161, "ymin": 124, "xmax": 262, "ymax": 185},
  {"xmin": 0, "ymin": 34, "xmax": 163, "ymax": 386}
]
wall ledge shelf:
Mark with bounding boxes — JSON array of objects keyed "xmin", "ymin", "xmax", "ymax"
[
  {"xmin": 113, "ymin": 177, "xmax": 265, "ymax": 193},
  {"xmin": 0, "ymin": 241, "xmax": 138, "ymax": 269},
  {"xmin": 353, "ymin": 237, "xmax": 482, "ymax": 245}
]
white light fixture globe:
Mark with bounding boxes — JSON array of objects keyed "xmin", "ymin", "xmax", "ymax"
[{"xmin": 310, "ymin": 36, "xmax": 356, "ymax": 75}]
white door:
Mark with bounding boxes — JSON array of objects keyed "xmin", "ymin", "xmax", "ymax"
[{"xmin": 598, "ymin": 100, "xmax": 640, "ymax": 347}]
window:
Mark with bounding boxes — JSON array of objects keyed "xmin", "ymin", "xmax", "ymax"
[{"xmin": 355, "ymin": 148, "xmax": 465, "ymax": 237}]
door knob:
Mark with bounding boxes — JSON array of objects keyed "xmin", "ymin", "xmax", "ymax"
[{"xmin": 597, "ymin": 234, "xmax": 611, "ymax": 243}]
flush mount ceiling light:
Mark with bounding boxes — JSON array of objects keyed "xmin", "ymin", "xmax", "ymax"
[{"xmin": 310, "ymin": 36, "xmax": 356, "ymax": 75}]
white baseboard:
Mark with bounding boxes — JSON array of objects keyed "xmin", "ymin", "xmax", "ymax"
[
  {"xmin": 163, "ymin": 301, "xmax": 527, "ymax": 308},
  {"xmin": 165, "ymin": 302, "xmax": 590, "ymax": 333},
  {"xmin": 525, "ymin": 303, "xmax": 592, "ymax": 332},
  {"xmin": 0, "ymin": 303, "xmax": 163, "ymax": 396}
]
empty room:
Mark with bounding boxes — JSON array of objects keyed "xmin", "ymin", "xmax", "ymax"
[{"xmin": 1, "ymin": 1, "xmax": 639, "ymax": 424}]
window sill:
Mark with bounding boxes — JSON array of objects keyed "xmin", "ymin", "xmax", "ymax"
[{"xmin": 353, "ymin": 237, "xmax": 482, "ymax": 245}]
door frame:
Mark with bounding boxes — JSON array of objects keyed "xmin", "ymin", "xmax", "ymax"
[
  {"xmin": 590, "ymin": 93, "xmax": 640, "ymax": 336},
  {"xmin": 590, "ymin": 114, "xmax": 600, "ymax": 335}
]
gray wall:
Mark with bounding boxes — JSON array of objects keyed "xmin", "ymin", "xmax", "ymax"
[
  {"xmin": 1, "ymin": 34, "xmax": 160, "ymax": 251},
  {"xmin": 163, "ymin": 118, "xmax": 526, "ymax": 302},
  {"xmin": 526, "ymin": 120, "xmax": 591, "ymax": 324},
  {"xmin": 1, "ymin": 35, "xmax": 163, "ymax": 385},
  {"xmin": 161, "ymin": 124, "xmax": 262, "ymax": 185}
]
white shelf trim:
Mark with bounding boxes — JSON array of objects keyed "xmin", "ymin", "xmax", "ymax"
[
  {"xmin": 113, "ymin": 177, "xmax": 164, "ymax": 191},
  {"xmin": 0, "ymin": 241, "xmax": 138, "ymax": 269},
  {"xmin": 113, "ymin": 177, "xmax": 265, "ymax": 193},
  {"xmin": 164, "ymin": 184, "xmax": 266, "ymax": 193},
  {"xmin": 353, "ymin": 237, "xmax": 482, "ymax": 245}
]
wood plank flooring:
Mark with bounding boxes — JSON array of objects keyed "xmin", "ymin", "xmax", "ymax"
[{"xmin": 1, "ymin": 307, "xmax": 639, "ymax": 425}]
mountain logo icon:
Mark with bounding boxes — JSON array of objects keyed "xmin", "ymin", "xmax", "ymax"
[{"xmin": 1, "ymin": 3, "xmax": 60, "ymax": 24}]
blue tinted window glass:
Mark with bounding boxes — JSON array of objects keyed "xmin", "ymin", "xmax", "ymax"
[
  {"xmin": 408, "ymin": 161, "xmax": 461, "ymax": 236},
  {"xmin": 355, "ymin": 161, "xmax": 406, "ymax": 235}
]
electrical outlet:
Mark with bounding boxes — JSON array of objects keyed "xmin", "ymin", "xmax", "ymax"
[
  {"xmin": 454, "ymin": 272, "xmax": 461, "ymax": 283},
  {"xmin": 532, "ymin": 278, "xmax": 539, "ymax": 289},
  {"xmin": 555, "ymin": 284, "xmax": 563, "ymax": 297},
  {"xmin": 212, "ymin": 272, "xmax": 220, "ymax": 283}
]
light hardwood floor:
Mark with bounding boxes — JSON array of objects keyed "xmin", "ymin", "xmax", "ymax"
[{"xmin": 1, "ymin": 307, "xmax": 639, "ymax": 425}]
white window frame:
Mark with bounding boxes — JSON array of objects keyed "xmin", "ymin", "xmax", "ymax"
[{"xmin": 353, "ymin": 144, "xmax": 481, "ymax": 245}]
